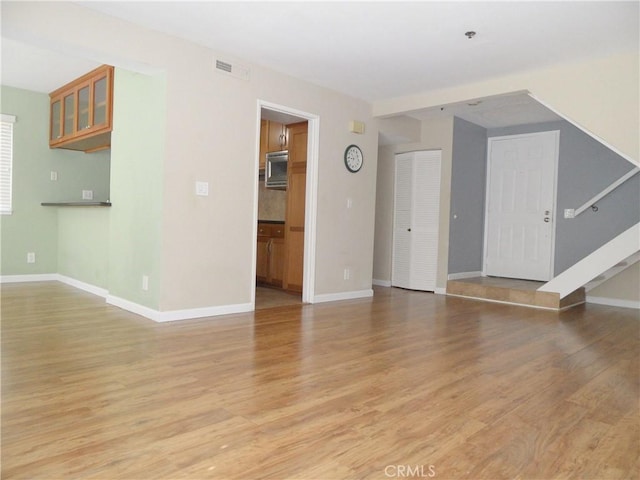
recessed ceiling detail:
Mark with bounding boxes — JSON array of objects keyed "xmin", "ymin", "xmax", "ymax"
[{"xmin": 406, "ymin": 93, "xmax": 563, "ymax": 129}]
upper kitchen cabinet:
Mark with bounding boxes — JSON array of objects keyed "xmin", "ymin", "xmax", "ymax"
[
  {"xmin": 259, "ymin": 120, "xmax": 288, "ymax": 169},
  {"xmin": 49, "ymin": 65, "xmax": 114, "ymax": 153},
  {"xmin": 267, "ymin": 121, "xmax": 288, "ymax": 152}
]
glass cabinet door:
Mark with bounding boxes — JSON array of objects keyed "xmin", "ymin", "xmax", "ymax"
[
  {"xmin": 50, "ymin": 99, "xmax": 61, "ymax": 141},
  {"xmin": 78, "ymin": 84, "xmax": 90, "ymax": 130},
  {"xmin": 93, "ymin": 76, "xmax": 108, "ymax": 127},
  {"xmin": 63, "ymin": 92, "xmax": 75, "ymax": 137}
]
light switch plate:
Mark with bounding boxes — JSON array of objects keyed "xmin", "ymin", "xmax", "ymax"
[
  {"xmin": 82, "ymin": 190, "xmax": 93, "ymax": 200},
  {"xmin": 195, "ymin": 181, "xmax": 209, "ymax": 196}
]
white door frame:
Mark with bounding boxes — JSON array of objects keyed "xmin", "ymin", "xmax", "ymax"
[
  {"xmin": 251, "ymin": 100, "xmax": 319, "ymax": 306},
  {"xmin": 482, "ymin": 130, "xmax": 559, "ymax": 281}
]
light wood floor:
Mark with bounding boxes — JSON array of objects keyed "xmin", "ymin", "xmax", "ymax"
[
  {"xmin": 2, "ymin": 282, "xmax": 638, "ymax": 479},
  {"xmin": 255, "ymin": 286, "xmax": 302, "ymax": 310}
]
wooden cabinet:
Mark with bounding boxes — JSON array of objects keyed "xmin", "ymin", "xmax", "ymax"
[
  {"xmin": 283, "ymin": 121, "xmax": 308, "ymax": 294},
  {"xmin": 267, "ymin": 121, "xmax": 288, "ymax": 152},
  {"xmin": 49, "ymin": 65, "xmax": 114, "ymax": 152},
  {"xmin": 256, "ymin": 222, "xmax": 285, "ymax": 287},
  {"xmin": 259, "ymin": 120, "xmax": 268, "ymax": 170},
  {"xmin": 259, "ymin": 120, "xmax": 288, "ymax": 169}
]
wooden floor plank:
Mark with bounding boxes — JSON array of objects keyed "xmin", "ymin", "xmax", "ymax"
[{"xmin": 1, "ymin": 282, "xmax": 638, "ymax": 479}]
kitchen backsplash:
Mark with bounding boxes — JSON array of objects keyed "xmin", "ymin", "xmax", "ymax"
[{"xmin": 258, "ymin": 180, "xmax": 286, "ymax": 221}]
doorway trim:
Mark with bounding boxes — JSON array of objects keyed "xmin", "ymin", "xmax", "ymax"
[
  {"xmin": 252, "ymin": 100, "xmax": 319, "ymax": 307},
  {"xmin": 482, "ymin": 130, "xmax": 560, "ymax": 281}
]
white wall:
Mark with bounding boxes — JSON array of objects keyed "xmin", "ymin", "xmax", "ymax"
[
  {"xmin": 4, "ymin": 2, "xmax": 378, "ymax": 313},
  {"xmin": 589, "ymin": 262, "xmax": 640, "ymax": 305}
]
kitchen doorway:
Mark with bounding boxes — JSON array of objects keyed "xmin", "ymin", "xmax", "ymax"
[{"xmin": 253, "ymin": 102, "xmax": 319, "ymax": 309}]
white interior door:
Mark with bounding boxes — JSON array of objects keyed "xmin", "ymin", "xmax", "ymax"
[
  {"xmin": 484, "ymin": 131, "xmax": 559, "ymax": 281},
  {"xmin": 392, "ymin": 150, "xmax": 441, "ymax": 291}
]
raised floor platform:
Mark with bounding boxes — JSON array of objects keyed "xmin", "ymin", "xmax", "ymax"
[{"xmin": 447, "ymin": 276, "xmax": 586, "ymax": 310}]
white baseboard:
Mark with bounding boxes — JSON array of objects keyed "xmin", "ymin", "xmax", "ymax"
[
  {"xmin": 107, "ymin": 295, "xmax": 253, "ymax": 322},
  {"xmin": 372, "ymin": 279, "xmax": 391, "ymax": 287},
  {"xmin": 586, "ymin": 295, "xmax": 640, "ymax": 310},
  {"xmin": 1, "ymin": 273, "xmax": 108, "ymax": 300},
  {"xmin": 57, "ymin": 275, "xmax": 108, "ymax": 298},
  {"xmin": 0, "ymin": 273, "xmax": 59, "ymax": 283},
  {"xmin": 1, "ymin": 273, "xmax": 254, "ymax": 322},
  {"xmin": 313, "ymin": 289, "xmax": 374, "ymax": 303},
  {"xmin": 435, "ymin": 287, "xmax": 447, "ymax": 295},
  {"xmin": 447, "ymin": 271, "xmax": 482, "ymax": 280}
]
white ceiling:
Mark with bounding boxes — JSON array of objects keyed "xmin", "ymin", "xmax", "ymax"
[{"xmin": 1, "ymin": 1, "xmax": 638, "ymax": 127}]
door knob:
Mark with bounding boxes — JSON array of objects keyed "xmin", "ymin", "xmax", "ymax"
[
  {"xmin": 544, "ymin": 218, "xmax": 550, "ymax": 223},
  {"xmin": 408, "ymin": 228, "xmax": 411, "ymax": 232}
]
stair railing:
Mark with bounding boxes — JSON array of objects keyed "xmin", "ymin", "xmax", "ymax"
[{"xmin": 570, "ymin": 167, "xmax": 639, "ymax": 217}]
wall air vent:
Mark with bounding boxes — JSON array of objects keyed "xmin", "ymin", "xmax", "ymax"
[
  {"xmin": 215, "ymin": 60, "xmax": 232, "ymax": 73},
  {"xmin": 214, "ymin": 58, "xmax": 250, "ymax": 81}
]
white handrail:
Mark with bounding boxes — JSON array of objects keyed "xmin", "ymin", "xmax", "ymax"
[{"xmin": 574, "ymin": 167, "xmax": 640, "ymax": 216}]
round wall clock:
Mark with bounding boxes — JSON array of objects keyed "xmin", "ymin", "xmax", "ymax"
[{"xmin": 344, "ymin": 144, "xmax": 363, "ymax": 173}]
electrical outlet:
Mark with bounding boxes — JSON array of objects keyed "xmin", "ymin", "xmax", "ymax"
[
  {"xmin": 343, "ymin": 268, "xmax": 350, "ymax": 280},
  {"xmin": 82, "ymin": 190, "xmax": 93, "ymax": 200},
  {"xmin": 142, "ymin": 275, "xmax": 149, "ymax": 291},
  {"xmin": 27, "ymin": 252, "xmax": 35, "ymax": 264},
  {"xmin": 564, "ymin": 208, "xmax": 575, "ymax": 219},
  {"xmin": 50, "ymin": 171, "xmax": 58, "ymax": 181}
]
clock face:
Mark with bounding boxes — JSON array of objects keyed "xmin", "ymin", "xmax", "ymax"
[{"xmin": 344, "ymin": 145, "xmax": 363, "ymax": 173}]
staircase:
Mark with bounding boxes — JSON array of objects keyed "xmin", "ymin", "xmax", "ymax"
[
  {"xmin": 538, "ymin": 222, "xmax": 640, "ymax": 299},
  {"xmin": 447, "ymin": 223, "xmax": 639, "ymax": 311},
  {"xmin": 583, "ymin": 251, "xmax": 640, "ymax": 292},
  {"xmin": 447, "ymin": 276, "xmax": 585, "ymax": 311}
]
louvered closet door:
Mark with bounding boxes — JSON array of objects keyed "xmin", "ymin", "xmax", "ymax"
[{"xmin": 392, "ymin": 150, "xmax": 441, "ymax": 291}]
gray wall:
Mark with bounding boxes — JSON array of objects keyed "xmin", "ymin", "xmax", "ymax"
[
  {"xmin": 488, "ymin": 121, "xmax": 640, "ymax": 275},
  {"xmin": 448, "ymin": 117, "xmax": 488, "ymax": 274}
]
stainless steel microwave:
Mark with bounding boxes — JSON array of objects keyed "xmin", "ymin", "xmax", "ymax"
[{"xmin": 265, "ymin": 150, "xmax": 288, "ymax": 188}]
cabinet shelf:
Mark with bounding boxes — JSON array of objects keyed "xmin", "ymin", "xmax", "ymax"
[{"xmin": 41, "ymin": 201, "xmax": 112, "ymax": 207}]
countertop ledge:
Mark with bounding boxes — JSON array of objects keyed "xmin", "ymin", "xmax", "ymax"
[
  {"xmin": 258, "ymin": 219, "xmax": 285, "ymax": 224},
  {"xmin": 41, "ymin": 202, "xmax": 112, "ymax": 207}
]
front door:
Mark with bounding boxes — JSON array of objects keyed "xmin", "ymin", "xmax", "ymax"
[{"xmin": 484, "ymin": 131, "xmax": 559, "ymax": 281}]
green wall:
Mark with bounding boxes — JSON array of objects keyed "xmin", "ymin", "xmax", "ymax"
[
  {"xmin": 107, "ymin": 70, "xmax": 166, "ymax": 309},
  {"xmin": 1, "ymin": 72, "xmax": 165, "ymax": 309},
  {"xmin": 57, "ymin": 208, "xmax": 110, "ymax": 288},
  {"xmin": 0, "ymin": 86, "xmax": 110, "ymax": 276}
]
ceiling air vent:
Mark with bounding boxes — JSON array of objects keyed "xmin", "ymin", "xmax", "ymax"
[{"xmin": 214, "ymin": 58, "xmax": 250, "ymax": 81}]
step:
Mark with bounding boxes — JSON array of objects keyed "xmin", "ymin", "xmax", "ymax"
[{"xmin": 447, "ymin": 276, "xmax": 585, "ymax": 310}]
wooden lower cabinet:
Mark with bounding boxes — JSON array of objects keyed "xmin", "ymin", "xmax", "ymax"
[
  {"xmin": 256, "ymin": 234, "xmax": 270, "ymax": 284},
  {"xmin": 269, "ymin": 237, "xmax": 285, "ymax": 286},
  {"xmin": 256, "ymin": 222, "xmax": 285, "ymax": 288}
]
